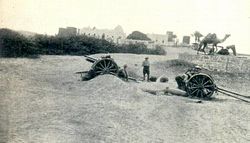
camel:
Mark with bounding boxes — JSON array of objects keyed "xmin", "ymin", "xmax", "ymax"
[{"xmin": 197, "ymin": 33, "xmax": 231, "ymax": 54}]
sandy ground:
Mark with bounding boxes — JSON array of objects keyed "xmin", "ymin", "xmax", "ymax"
[{"xmin": 0, "ymin": 47, "xmax": 250, "ymax": 143}]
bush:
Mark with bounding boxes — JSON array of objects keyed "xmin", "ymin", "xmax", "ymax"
[
  {"xmin": 0, "ymin": 28, "xmax": 37, "ymax": 57},
  {"xmin": 0, "ymin": 28, "xmax": 166, "ymax": 57},
  {"xmin": 117, "ymin": 44, "xmax": 166, "ymax": 55},
  {"xmin": 127, "ymin": 31, "xmax": 151, "ymax": 41}
]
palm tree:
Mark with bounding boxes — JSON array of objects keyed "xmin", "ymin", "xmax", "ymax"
[{"xmin": 192, "ymin": 31, "xmax": 203, "ymax": 43}]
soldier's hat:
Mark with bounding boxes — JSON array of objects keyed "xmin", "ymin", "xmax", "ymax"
[{"xmin": 194, "ymin": 65, "xmax": 202, "ymax": 70}]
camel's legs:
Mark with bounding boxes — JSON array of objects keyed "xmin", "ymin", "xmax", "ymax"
[
  {"xmin": 208, "ymin": 45, "xmax": 215, "ymax": 55},
  {"xmin": 197, "ymin": 43, "xmax": 203, "ymax": 54},
  {"xmin": 202, "ymin": 43, "xmax": 207, "ymax": 54}
]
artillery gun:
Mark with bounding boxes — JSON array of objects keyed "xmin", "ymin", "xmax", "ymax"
[
  {"xmin": 76, "ymin": 55, "xmax": 119, "ymax": 80},
  {"xmin": 176, "ymin": 67, "xmax": 250, "ymax": 102},
  {"xmin": 184, "ymin": 73, "xmax": 216, "ymax": 98},
  {"xmin": 76, "ymin": 55, "xmax": 138, "ymax": 81}
]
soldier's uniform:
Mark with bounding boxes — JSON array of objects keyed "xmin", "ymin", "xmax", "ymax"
[
  {"xmin": 142, "ymin": 57, "xmax": 150, "ymax": 81},
  {"xmin": 117, "ymin": 65, "xmax": 128, "ymax": 81},
  {"xmin": 175, "ymin": 66, "xmax": 202, "ymax": 90}
]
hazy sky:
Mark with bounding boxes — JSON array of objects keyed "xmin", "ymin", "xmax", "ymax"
[{"xmin": 1, "ymin": 0, "xmax": 250, "ymax": 54}]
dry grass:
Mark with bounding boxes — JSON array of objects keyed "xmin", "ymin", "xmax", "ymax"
[{"xmin": 0, "ymin": 50, "xmax": 249, "ymax": 143}]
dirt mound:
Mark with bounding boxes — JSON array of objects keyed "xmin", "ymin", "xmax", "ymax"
[
  {"xmin": 81, "ymin": 74, "xmax": 138, "ymax": 100},
  {"xmin": 83, "ymin": 74, "xmax": 129, "ymax": 91},
  {"xmin": 85, "ymin": 74, "xmax": 125, "ymax": 85}
]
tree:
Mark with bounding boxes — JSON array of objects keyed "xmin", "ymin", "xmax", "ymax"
[
  {"xmin": 127, "ymin": 31, "xmax": 151, "ymax": 41},
  {"xmin": 192, "ymin": 31, "xmax": 203, "ymax": 42}
]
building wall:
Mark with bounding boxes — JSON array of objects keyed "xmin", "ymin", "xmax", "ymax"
[
  {"xmin": 58, "ymin": 27, "xmax": 77, "ymax": 37},
  {"xmin": 58, "ymin": 28, "xmax": 66, "ymax": 36},
  {"xmin": 147, "ymin": 34, "xmax": 168, "ymax": 46},
  {"xmin": 123, "ymin": 39, "xmax": 150, "ymax": 45},
  {"xmin": 123, "ymin": 39, "xmax": 156, "ymax": 49},
  {"xmin": 167, "ymin": 31, "xmax": 174, "ymax": 42},
  {"xmin": 66, "ymin": 27, "xmax": 77, "ymax": 36},
  {"xmin": 179, "ymin": 53, "xmax": 250, "ymax": 73},
  {"xmin": 79, "ymin": 26, "xmax": 176, "ymax": 47},
  {"xmin": 182, "ymin": 36, "xmax": 190, "ymax": 44},
  {"xmin": 80, "ymin": 25, "xmax": 126, "ymax": 44}
]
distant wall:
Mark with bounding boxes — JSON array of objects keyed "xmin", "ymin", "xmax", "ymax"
[{"xmin": 179, "ymin": 53, "xmax": 250, "ymax": 73}]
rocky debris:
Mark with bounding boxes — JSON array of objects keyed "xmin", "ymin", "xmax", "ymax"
[
  {"xmin": 156, "ymin": 75, "xmax": 169, "ymax": 83},
  {"xmin": 149, "ymin": 76, "xmax": 157, "ymax": 82}
]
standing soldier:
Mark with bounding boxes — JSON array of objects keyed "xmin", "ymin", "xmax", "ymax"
[{"xmin": 142, "ymin": 57, "xmax": 150, "ymax": 81}]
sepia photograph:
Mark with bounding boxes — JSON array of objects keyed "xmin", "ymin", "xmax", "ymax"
[{"xmin": 0, "ymin": 0, "xmax": 250, "ymax": 142}]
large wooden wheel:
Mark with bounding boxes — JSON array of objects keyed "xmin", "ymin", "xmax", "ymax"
[
  {"xmin": 186, "ymin": 73, "xmax": 216, "ymax": 98},
  {"xmin": 91, "ymin": 58, "xmax": 119, "ymax": 76}
]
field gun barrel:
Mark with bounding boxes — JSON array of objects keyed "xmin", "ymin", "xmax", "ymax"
[{"xmin": 83, "ymin": 55, "xmax": 98, "ymax": 63}]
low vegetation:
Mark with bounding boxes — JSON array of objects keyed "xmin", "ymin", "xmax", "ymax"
[
  {"xmin": 0, "ymin": 28, "xmax": 166, "ymax": 57},
  {"xmin": 126, "ymin": 31, "xmax": 151, "ymax": 41}
]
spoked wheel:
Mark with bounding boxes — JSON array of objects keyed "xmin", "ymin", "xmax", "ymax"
[
  {"xmin": 92, "ymin": 58, "xmax": 119, "ymax": 76},
  {"xmin": 186, "ymin": 73, "xmax": 216, "ymax": 98}
]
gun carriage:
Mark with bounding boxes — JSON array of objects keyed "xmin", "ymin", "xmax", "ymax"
[{"xmin": 177, "ymin": 68, "xmax": 249, "ymax": 102}]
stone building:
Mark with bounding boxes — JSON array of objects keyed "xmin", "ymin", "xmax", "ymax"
[
  {"xmin": 147, "ymin": 33, "xmax": 168, "ymax": 46},
  {"xmin": 58, "ymin": 27, "xmax": 78, "ymax": 37},
  {"xmin": 182, "ymin": 36, "xmax": 190, "ymax": 44},
  {"xmin": 167, "ymin": 31, "xmax": 174, "ymax": 42},
  {"xmin": 164, "ymin": 31, "xmax": 176, "ymax": 46},
  {"xmin": 79, "ymin": 25, "xmax": 126, "ymax": 44}
]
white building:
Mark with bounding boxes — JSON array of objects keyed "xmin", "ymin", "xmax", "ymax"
[
  {"xmin": 80, "ymin": 25, "xmax": 126, "ymax": 44},
  {"xmin": 147, "ymin": 33, "xmax": 169, "ymax": 46},
  {"xmin": 123, "ymin": 33, "xmax": 173, "ymax": 48}
]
